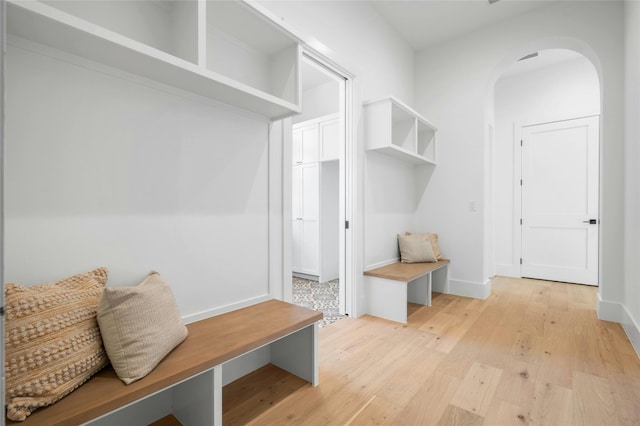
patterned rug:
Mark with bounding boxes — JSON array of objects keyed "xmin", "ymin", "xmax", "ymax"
[{"xmin": 292, "ymin": 277, "xmax": 346, "ymax": 328}]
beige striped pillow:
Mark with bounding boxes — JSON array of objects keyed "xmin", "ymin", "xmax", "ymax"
[
  {"xmin": 97, "ymin": 272, "xmax": 188, "ymax": 385},
  {"xmin": 5, "ymin": 268, "xmax": 109, "ymax": 422}
]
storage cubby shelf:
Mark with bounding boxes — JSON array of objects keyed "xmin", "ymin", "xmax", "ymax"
[
  {"xmin": 7, "ymin": 0, "xmax": 302, "ymax": 120},
  {"xmin": 372, "ymin": 144, "xmax": 437, "ymax": 165},
  {"xmin": 364, "ymin": 97, "xmax": 437, "ymax": 165}
]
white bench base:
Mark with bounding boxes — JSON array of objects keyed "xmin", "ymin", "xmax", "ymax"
[
  {"xmin": 365, "ymin": 261, "xmax": 450, "ymax": 324},
  {"xmin": 87, "ymin": 323, "xmax": 318, "ymax": 426}
]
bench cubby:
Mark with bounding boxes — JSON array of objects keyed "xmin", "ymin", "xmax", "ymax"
[
  {"xmin": 364, "ymin": 260, "xmax": 450, "ymax": 323},
  {"xmin": 8, "ymin": 300, "xmax": 322, "ymax": 426}
]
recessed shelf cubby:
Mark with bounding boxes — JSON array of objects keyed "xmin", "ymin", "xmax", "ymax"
[
  {"xmin": 364, "ymin": 97, "xmax": 438, "ymax": 165},
  {"xmin": 41, "ymin": 0, "xmax": 199, "ymax": 64},
  {"xmin": 205, "ymin": 0, "xmax": 300, "ymax": 106},
  {"xmin": 417, "ymin": 120, "xmax": 436, "ymax": 161},
  {"xmin": 391, "ymin": 103, "xmax": 417, "ymax": 152},
  {"xmin": 7, "ymin": 0, "xmax": 301, "ymax": 120}
]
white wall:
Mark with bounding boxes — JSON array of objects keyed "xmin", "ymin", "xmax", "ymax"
[
  {"xmin": 414, "ymin": 1, "xmax": 625, "ymax": 304},
  {"xmin": 365, "ymin": 153, "xmax": 418, "ymax": 268},
  {"xmin": 5, "ymin": 40, "xmax": 272, "ymax": 321},
  {"xmin": 260, "ymin": 1, "xmax": 415, "ymax": 106},
  {"xmin": 293, "ymin": 81, "xmax": 339, "ymax": 124},
  {"xmin": 494, "ymin": 55, "xmax": 600, "ymax": 276},
  {"xmin": 260, "ymin": 0, "xmax": 415, "ymax": 315},
  {"xmin": 624, "ymin": 0, "xmax": 640, "ymax": 355}
]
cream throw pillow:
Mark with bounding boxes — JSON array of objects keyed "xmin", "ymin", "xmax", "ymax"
[
  {"xmin": 5, "ymin": 268, "xmax": 109, "ymax": 422},
  {"xmin": 398, "ymin": 233, "xmax": 437, "ymax": 263},
  {"xmin": 406, "ymin": 232, "xmax": 442, "ymax": 260},
  {"xmin": 97, "ymin": 272, "xmax": 188, "ymax": 385}
]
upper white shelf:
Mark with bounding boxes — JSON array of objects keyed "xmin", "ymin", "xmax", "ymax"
[
  {"xmin": 6, "ymin": 0, "xmax": 302, "ymax": 120},
  {"xmin": 364, "ymin": 97, "xmax": 437, "ymax": 165}
]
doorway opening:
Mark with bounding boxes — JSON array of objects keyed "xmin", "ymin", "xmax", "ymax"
[
  {"xmin": 290, "ymin": 53, "xmax": 349, "ymax": 325},
  {"xmin": 492, "ymin": 48, "xmax": 601, "ymax": 286}
]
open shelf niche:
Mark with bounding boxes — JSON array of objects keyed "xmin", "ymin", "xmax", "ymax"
[
  {"xmin": 364, "ymin": 97, "xmax": 437, "ymax": 165},
  {"xmin": 6, "ymin": 0, "xmax": 301, "ymax": 120}
]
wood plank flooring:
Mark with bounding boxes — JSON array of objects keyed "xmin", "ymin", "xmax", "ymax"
[{"xmin": 223, "ymin": 277, "xmax": 640, "ymax": 425}]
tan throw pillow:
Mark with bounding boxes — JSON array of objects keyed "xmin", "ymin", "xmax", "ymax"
[
  {"xmin": 5, "ymin": 268, "xmax": 109, "ymax": 422},
  {"xmin": 398, "ymin": 233, "xmax": 437, "ymax": 263},
  {"xmin": 406, "ymin": 232, "xmax": 442, "ymax": 260},
  {"xmin": 97, "ymin": 272, "xmax": 188, "ymax": 385}
]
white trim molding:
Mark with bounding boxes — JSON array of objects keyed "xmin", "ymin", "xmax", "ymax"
[
  {"xmin": 364, "ymin": 257, "xmax": 400, "ymax": 271},
  {"xmin": 622, "ymin": 305, "xmax": 640, "ymax": 359},
  {"xmin": 182, "ymin": 294, "xmax": 272, "ymax": 324},
  {"xmin": 448, "ymin": 278, "xmax": 492, "ymax": 300},
  {"xmin": 596, "ymin": 292, "xmax": 624, "ymax": 323}
]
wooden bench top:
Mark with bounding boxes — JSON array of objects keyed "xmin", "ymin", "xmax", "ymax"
[
  {"xmin": 364, "ymin": 259, "xmax": 450, "ymax": 282},
  {"xmin": 9, "ymin": 299, "xmax": 323, "ymax": 426}
]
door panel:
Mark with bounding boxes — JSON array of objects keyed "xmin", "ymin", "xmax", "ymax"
[
  {"xmin": 521, "ymin": 116, "xmax": 599, "ymax": 285},
  {"xmin": 301, "ymin": 125, "xmax": 319, "ymax": 164},
  {"xmin": 291, "ymin": 163, "xmax": 319, "ymax": 276},
  {"xmin": 301, "ymin": 163, "xmax": 319, "ymax": 219},
  {"xmin": 320, "ymin": 118, "xmax": 339, "ymax": 161}
]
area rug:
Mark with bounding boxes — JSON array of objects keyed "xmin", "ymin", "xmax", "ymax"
[{"xmin": 292, "ymin": 277, "xmax": 346, "ymax": 327}]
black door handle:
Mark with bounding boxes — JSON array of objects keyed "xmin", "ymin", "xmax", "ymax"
[{"xmin": 583, "ymin": 219, "xmax": 598, "ymax": 224}]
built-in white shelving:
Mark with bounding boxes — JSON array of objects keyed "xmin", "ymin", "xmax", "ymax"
[
  {"xmin": 364, "ymin": 97, "xmax": 437, "ymax": 165},
  {"xmin": 7, "ymin": 0, "xmax": 302, "ymax": 120}
]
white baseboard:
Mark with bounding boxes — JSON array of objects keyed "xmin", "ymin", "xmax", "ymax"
[
  {"xmin": 597, "ymin": 294, "xmax": 640, "ymax": 359},
  {"xmin": 596, "ymin": 292, "xmax": 624, "ymax": 323},
  {"xmin": 448, "ymin": 278, "xmax": 492, "ymax": 300},
  {"xmin": 622, "ymin": 305, "xmax": 640, "ymax": 359},
  {"xmin": 365, "ymin": 257, "xmax": 400, "ymax": 271},
  {"xmin": 293, "ymin": 272, "xmax": 319, "ymax": 281},
  {"xmin": 182, "ymin": 294, "xmax": 272, "ymax": 324}
]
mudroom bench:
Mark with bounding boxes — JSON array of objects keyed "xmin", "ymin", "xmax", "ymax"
[
  {"xmin": 9, "ymin": 299, "xmax": 322, "ymax": 426},
  {"xmin": 364, "ymin": 259, "xmax": 450, "ymax": 323}
]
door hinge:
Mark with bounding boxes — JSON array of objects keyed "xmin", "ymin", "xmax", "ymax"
[
  {"xmin": 345, "ymin": 220, "xmax": 350, "ymax": 230},
  {"xmin": 521, "ymin": 139, "xmax": 523, "ymax": 147},
  {"xmin": 520, "ymin": 179, "xmax": 523, "ymax": 186},
  {"xmin": 520, "ymin": 218, "xmax": 523, "ymax": 225},
  {"xmin": 520, "ymin": 258, "xmax": 523, "ymax": 265},
  {"xmin": 0, "ymin": 306, "xmax": 4, "ymax": 316}
]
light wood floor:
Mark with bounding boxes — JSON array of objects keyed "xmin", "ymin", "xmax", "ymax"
[{"xmin": 223, "ymin": 276, "xmax": 640, "ymax": 425}]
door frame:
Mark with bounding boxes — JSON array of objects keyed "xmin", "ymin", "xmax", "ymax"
[
  {"xmin": 1, "ymin": 0, "xmax": 6, "ymax": 412},
  {"xmin": 300, "ymin": 50, "xmax": 353, "ymax": 315},
  {"xmin": 513, "ymin": 114, "xmax": 601, "ymax": 283},
  {"xmin": 276, "ymin": 47, "xmax": 355, "ymax": 316}
]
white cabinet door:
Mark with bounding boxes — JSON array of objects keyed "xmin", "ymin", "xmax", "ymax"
[
  {"xmin": 292, "ymin": 129, "xmax": 303, "ymax": 166},
  {"xmin": 319, "ymin": 118, "xmax": 339, "ymax": 162},
  {"xmin": 292, "ymin": 114, "xmax": 339, "ymax": 279},
  {"xmin": 292, "ymin": 163, "xmax": 319, "ymax": 276},
  {"xmin": 292, "ymin": 217, "xmax": 302, "ymax": 273},
  {"xmin": 521, "ymin": 116, "xmax": 599, "ymax": 285},
  {"xmin": 292, "ymin": 165, "xmax": 302, "ymax": 273},
  {"xmin": 292, "ymin": 124, "xmax": 319, "ymax": 165}
]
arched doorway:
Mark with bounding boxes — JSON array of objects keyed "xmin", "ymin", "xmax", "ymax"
[{"xmin": 489, "ymin": 47, "xmax": 602, "ymax": 286}]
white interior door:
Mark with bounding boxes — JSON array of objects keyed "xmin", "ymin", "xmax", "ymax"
[{"xmin": 521, "ymin": 116, "xmax": 599, "ymax": 285}]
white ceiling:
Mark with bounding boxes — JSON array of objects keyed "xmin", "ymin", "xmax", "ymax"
[
  {"xmin": 302, "ymin": 1, "xmax": 582, "ymax": 90},
  {"xmin": 371, "ymin": 0, "xmax": 556, "ymax": 51}
]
